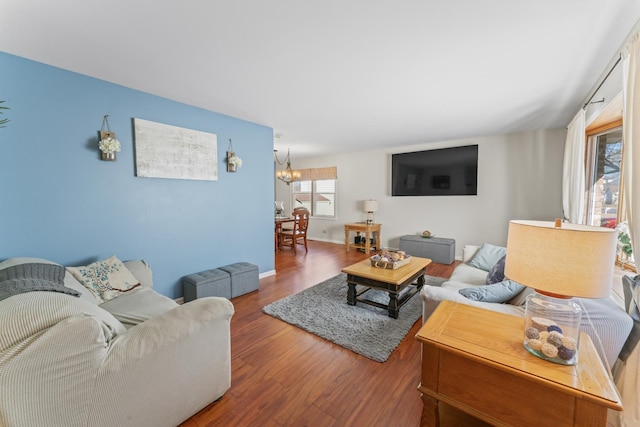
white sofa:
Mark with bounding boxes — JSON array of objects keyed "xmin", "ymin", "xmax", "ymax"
[{"xmin": 0, "ymin": 257, "xmax": 234, "ymax": 427}]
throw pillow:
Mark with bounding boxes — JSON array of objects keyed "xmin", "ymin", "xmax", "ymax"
[
  {"xmin": 458, "ymin": 280, "xmax": 525, "ymax": 303},
  {"xmin": 486, "ymin": 255, "xmax": 506, "ymax": 284},
  {"xmin": 462, "ymin": 245, "xmax": 480, "ymax": 263},
  {"xmin": 622, "ymin": 274, "xmax": 640, "ymax": 314},
  {"xmin": 67, "ymin": 255, "xmax": 140, "ymax": 303},
  {"xmin": 620, "ymin": 275, "xmax": 640, "ymax": 361},
  {"xmin": 467, "ymin": 243, "xmax": 507, "ymax": 272}
]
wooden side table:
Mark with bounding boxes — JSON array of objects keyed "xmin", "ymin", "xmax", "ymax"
[
  {"xmin": 415, "ymin": 301, "xmax": 622, "ymax": 427},
  {"xmin": 344, "ymin": 223, "xmax": 381, "ymax": 254}
]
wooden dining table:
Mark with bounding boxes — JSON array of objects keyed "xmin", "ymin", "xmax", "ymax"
[{"xmin": 275, "ymin": 217, "xmax": 295, "ymax": 251}]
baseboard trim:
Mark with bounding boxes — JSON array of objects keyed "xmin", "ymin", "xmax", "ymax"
[
  {"xmin": 260, "ymin": 270, "xmax": 275, "ymax": 279},
  {"xmin": 308, "ymin": 237, "xmax": 343, "ymax": 244}
]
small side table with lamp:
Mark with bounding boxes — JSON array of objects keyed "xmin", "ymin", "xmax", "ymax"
[
  {"xmin": 415, "ymin": 301, "xmax": 622, "ymax": 426},
  {"xmin": 344, "ymin": 223, "xmax": 381, "ymax": 254},
  {"xmin": 344, "ymin": 199, "xmax": 381, "ymax": 254}
]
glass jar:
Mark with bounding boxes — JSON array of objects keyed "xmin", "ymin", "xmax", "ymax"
[{"xmin": 523, "ymin": 292, "xmax": 581, "ymax": 365}]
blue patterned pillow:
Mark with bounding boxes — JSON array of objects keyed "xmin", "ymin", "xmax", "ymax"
[{"xmin": 67, "ymin": 255, "xmax": 140, "ymax": 303}]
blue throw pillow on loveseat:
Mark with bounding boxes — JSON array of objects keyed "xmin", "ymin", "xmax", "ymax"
[
  {"xmin": 486, "ymin": 254, "xmax": 506, "ymax": 284},
  {"xmin": 459, "ymin": 280, "xmax": 525, "ymax": 303},
  {"xmin": 468, "ymin": 243, "xmax": 506, "ymax": 272}
]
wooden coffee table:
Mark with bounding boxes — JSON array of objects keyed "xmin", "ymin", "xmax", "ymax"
[
  {"xmin": 341, "ymin": 256, "xmax": 431, "ymax": 318},
  {"xmin": 415, "ymin": 301, "xmax": 622, "ymax": 426}
]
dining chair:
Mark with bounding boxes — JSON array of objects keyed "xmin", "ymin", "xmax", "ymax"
[
  {"xmin": 280, "ymin": 207, "xmax": 310, "ymax": 254},
  {"xmin": 275, "ymin": 216, "xmax": 295, "ymax": 252},
  {"xmin": 278, "ymin": 206, "xmax": 306, "ymax": 242}
]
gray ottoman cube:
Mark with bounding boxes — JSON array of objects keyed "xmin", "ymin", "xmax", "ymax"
[
  {"xmin": 219, "ymin": 262, "xmax": 259, "ymax": 298},
  {"xmin": 399, "ymin": 235, "xmax": 456, "ymax": 264},
  {"xmin": 182, "ymin": 268, "xmax": 231, "ymax": 302}
]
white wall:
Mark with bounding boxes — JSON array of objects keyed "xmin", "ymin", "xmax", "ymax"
[{"xmin": 276, "ymin": 128, "xmax": 566, "ymax": 258}]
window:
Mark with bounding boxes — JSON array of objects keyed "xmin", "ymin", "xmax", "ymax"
[
  {"xmin": 585, "ymin": 123, "xmax": 634, "ymax": 269},
  {"xmin": 585, "ymin": 126, "xmax": 623, "ymax": 229},
  {"xmin": 292, "ymin": 179, "xmax": 336, "ymax": 218}
]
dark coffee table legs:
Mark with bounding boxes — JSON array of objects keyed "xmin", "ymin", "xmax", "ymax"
[
  {"xmin": 388, "ymin": 292, "xmax": 400, "ymax": 318},
  {"xmin": 347, "ymin": 282, "xmax": 357, "ymax": 306},
  {"xmin": 346, "ymin": 270, "xmax": 426, "ymax": 318}
]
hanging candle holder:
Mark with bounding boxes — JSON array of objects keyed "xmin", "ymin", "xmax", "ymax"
[
  {"xmin": 98, "ymin": 115, "xmax": 121, "ymax": 161},
  {"xmin": 226, "ymin": 139, "xmax": 243, "ymax": 172}
]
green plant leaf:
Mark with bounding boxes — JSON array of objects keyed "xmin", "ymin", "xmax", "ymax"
[{"xmin": 0, "ymin": 100, "xmax": 9, "ymax": 128}]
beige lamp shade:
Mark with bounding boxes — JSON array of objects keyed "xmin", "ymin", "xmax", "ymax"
[
  {"xmin": 504, "ymin": 220, "xmax": 617, "ymax": 298},
  {"xmin": 363, "ymin": 200, "xmax": 379, "ymax": 213}
]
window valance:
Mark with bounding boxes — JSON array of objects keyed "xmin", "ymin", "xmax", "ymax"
[{"xmin": 295, "ymin": 166, "xmax": 337, "ymax": 181}]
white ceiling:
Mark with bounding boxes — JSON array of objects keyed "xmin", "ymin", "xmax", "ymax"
[{"xmin": 2, "ymin": 1, "xmax": 639, "ymax": 158}]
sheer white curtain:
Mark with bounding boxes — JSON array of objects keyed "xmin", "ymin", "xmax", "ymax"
[
  {"xmin": 617, "ymin": 30, "xmax": 640, "ymax": 427},
  {"xmin": 562, "ymin": 109, "xmax": 586, "ymax": 224},
  {"xmin": 622, "ymin": 32, "xmax": 640, "ymax": 265}
]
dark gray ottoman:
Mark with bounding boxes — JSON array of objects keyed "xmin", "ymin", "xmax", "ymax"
[
  {"xmin": 399, "ymin": 235, "xmax": 456, "ymax": 264},
  {"xmin": 219, "ymin": 262, "xmax": 259, "ymax": 298},
  {"xmin": 182, "ymin": 268, "xmax": 231, "ymax": 302}
]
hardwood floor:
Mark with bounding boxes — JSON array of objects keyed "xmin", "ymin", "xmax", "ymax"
[{"xmin": 180, "ymin": 240, "xmax": 457, "ymax": 427}]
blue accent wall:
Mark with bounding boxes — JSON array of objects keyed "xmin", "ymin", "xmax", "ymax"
[{"xmin": 0, "ymin": 52, "xmax": 275, "ymax": 299}]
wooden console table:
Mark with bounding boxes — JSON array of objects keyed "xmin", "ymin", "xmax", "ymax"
[
  {"xmin": 344, "ymin": 223, "xmax": 381, "ymax": 254},
  {"xmin": 415, "ymin": 301, "xmax": 622, "ymax": 427}
]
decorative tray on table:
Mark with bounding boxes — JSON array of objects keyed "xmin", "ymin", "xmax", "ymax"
[{"xmin": 370, "ymin": 251, "xmax": 411, "ymax": 270}]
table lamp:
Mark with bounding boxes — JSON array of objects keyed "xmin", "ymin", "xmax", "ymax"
[
  {"xmin": 363, "ymin": 200, "xmax": 378, "ymax": 225},
  {"xmin": 505, "ymin": 219, "xmax": 617, "ymax": 365}
]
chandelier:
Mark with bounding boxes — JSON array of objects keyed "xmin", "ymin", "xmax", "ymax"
[{"xmin": 274, "ymin": 148, "xmax": 300, "ymax": 185}]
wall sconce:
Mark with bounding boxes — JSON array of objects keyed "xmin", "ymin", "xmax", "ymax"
[
  {"xmin": 98, "ymin": 115, "xmax": 121, "ymax": 161},
  {"xmin": 227, "ymin": 139, "xmax": 243, "ymax": 172}
]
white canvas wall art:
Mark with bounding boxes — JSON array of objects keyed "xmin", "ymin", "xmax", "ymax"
[{"xmin": 134, "ymin": 118, "xmax": 218, "ymax": 181}]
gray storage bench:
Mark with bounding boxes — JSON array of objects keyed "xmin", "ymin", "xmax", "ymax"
[
  {"xmin": 399, "ymin": 235, "xmax": 455, "ymax": 264},
  {"xmin": 219, "ymin": 262, "xmax": 259, "ymax": 298},
  {"xmin": 182, "ymin": 262, "xmax": 259, "ymax": 302}
]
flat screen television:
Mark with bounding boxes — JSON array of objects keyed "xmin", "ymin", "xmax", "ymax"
[{"xmin": 391, "ymin": 145, "xmax": 478, "ymax": 196}]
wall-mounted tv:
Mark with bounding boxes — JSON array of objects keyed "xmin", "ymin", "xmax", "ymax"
[{"xmin": 392, "ymin": 145, "xmax": 478, "ymax": 196}]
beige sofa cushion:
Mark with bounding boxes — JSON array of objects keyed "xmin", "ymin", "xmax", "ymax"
[
  {"xmin": 100, "ymin": 287, "xmax": 179, "ymax": 329},
  {"xmin": 123, "ymin": 260, "xmax": 153, "ymax": 288}
]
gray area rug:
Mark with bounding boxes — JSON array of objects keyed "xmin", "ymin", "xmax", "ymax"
[{"xmin": 262, "ymin": 273, "xmax": 447, "ymax": 362}]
